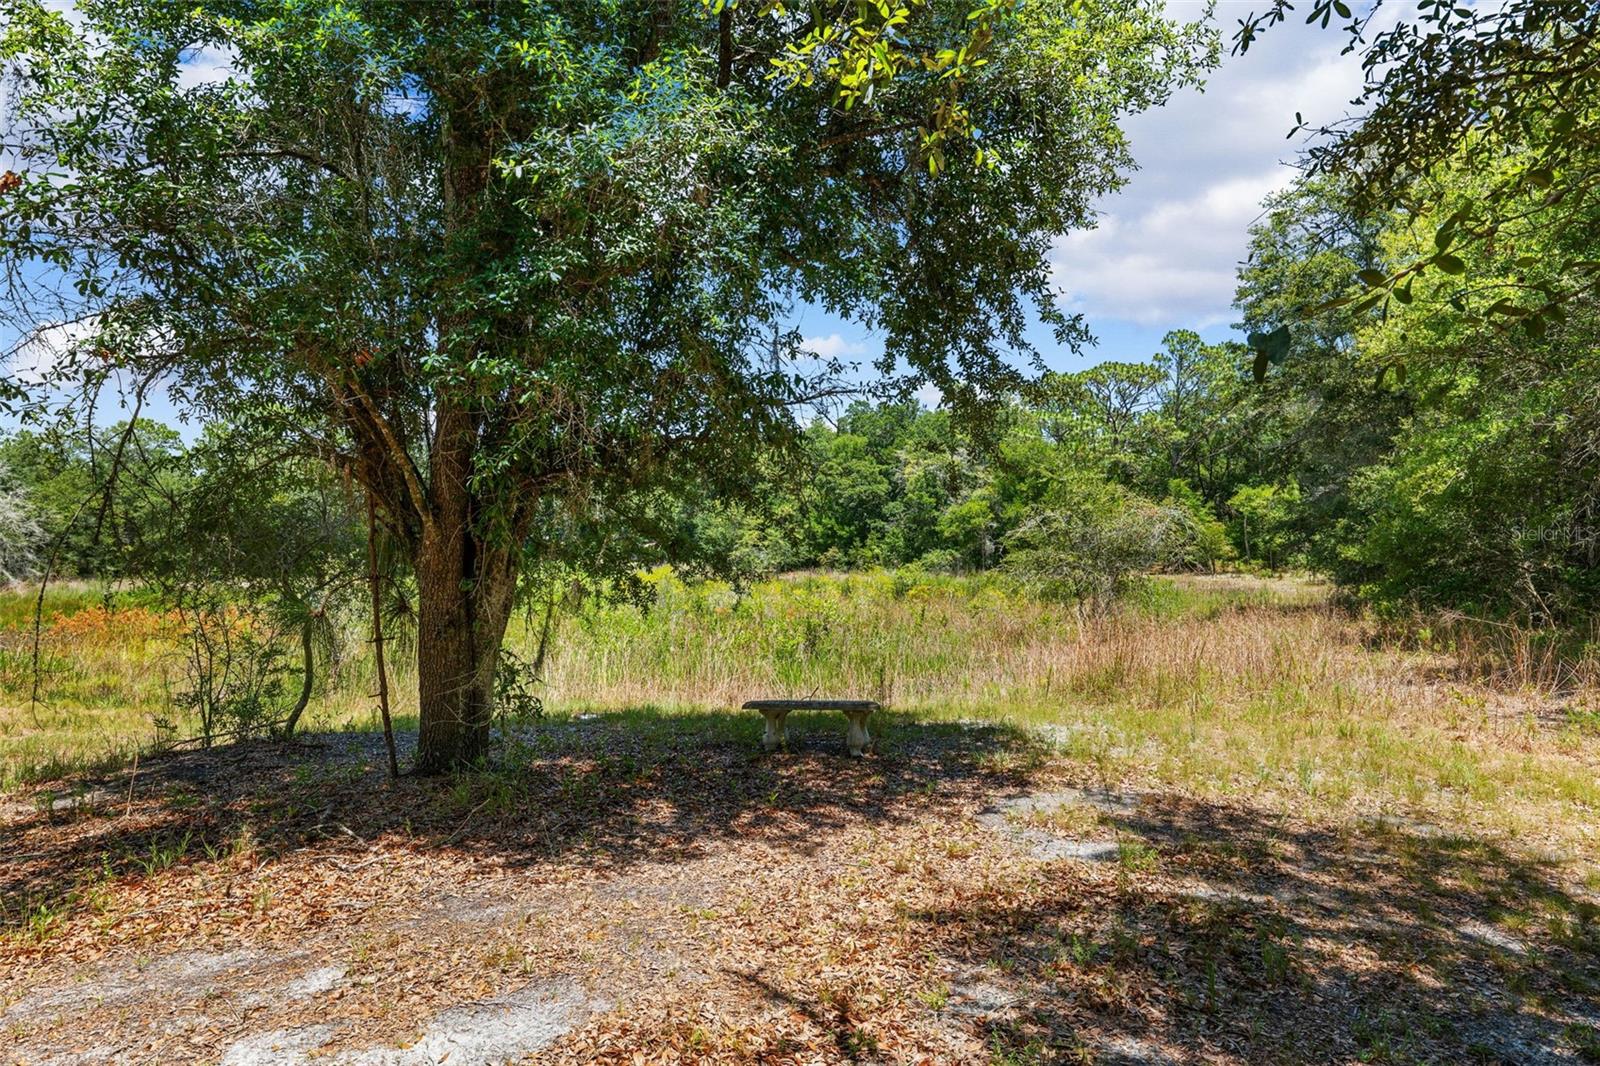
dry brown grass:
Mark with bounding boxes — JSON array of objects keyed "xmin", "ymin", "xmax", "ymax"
[{"xmin": 532, "ymin": 571, "xmax": 1600, "ymax": 867}]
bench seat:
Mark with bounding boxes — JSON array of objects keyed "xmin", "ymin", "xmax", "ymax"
[{"xmin": 741, "ymin": 699, "xmax": 880, "ymax": 756}]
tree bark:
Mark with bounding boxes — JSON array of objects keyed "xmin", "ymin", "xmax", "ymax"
[
  {"xmin": 412, "ymin": 398, "xmax": 521, "ymax": 774},
  {"xmin": 368, "ymin": 492, "xmax": 400, "ymax": 778},
  {"xmin": 411, "ymin": 78, "xmax": 526, "ymax": 774},
  {"xmin": 413, "ymin": 526, "xmax": 520, "ymax": 773},
  {"xmin": 717, "ymin": 8, "xmax": 733, "ymax": 89}
]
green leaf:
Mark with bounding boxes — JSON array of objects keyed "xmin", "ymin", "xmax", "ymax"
[
  {"xmin": 1434, "ymin": 253, "xmax": 1467, "ymax": 275},
  {"xmin": 1350, "ymin": 291, "xmax": 1385, "ymax": 314},
  {"xmin": 1356, "ymin": 268, "xmax": 1388, "ymax": 287},
  {"xmin": 1247, "ymin": 325, "xmax": 1291, "ymax": 383},
  {"xmin": 1254, "ymin": 324, "xmax": 1292, "ymax": 359},
  {"xmin": 1309, "ymin": 294, "xmax": 1355, "ymax": 314}
]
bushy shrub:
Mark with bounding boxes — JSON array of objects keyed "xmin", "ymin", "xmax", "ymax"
[
  {"xmin": 1227, "ymin": 481, "xmax": 1302, "ymax": 571},
  {"xmin": 493, "ymin": 647, "xmax": 545, "ymax": 726},
  {"xmin": 1002, "ymin": 478, "xmax": 1193, "ymax": 607},
  {"xmin": 1162, "ymin": 479, "xmax": 1235, "ymax": 571},
  {"xmin": 912, "ymin": 548, "xmax": 963, "ymax": 574},
  {"xmin": 166, "ymin": 605, "xmax": 292, "ymax": 746},
  {"xmin": 1347, "ymin": 404, "xmax": 1600, "ymax": 621}
]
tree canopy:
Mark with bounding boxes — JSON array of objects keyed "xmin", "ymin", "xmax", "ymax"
[
  {"xmin": 1236, "ymin": 0, "xmax": 1600, "ymax": 340},
  {"xmin": 0, "ymin": 0, "xmax": 1213, "ymax": 769}
]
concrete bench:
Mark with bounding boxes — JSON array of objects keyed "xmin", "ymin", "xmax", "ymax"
[{"xmin": 742, "ymin": 699, "xmax": 880, "ymax": 756}]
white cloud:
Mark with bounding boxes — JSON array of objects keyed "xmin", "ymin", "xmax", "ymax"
[
  {"xmin": 802, "ymin": 332, "xmax": 877, "ymax": 360},
  {"xmin": 1050, "ymin": 15, "xmax": 1371, "ymax": 332},
  {"xmin": 1052, "ymin": 169, "xmax": 1285, "ymax": 327},
  {"xmin": 176, "ymin": 45, "xmax": 240, "ymax": 90}
]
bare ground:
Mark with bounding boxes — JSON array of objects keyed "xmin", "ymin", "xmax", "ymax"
[{"xmin": 2, "ymin": 715, "xmax": 1598, "ymax": 1065}]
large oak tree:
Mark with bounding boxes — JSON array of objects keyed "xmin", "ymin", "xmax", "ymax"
[{"xmin": 0, "ymin": 0, "xmax": 1211, "ymax": 770}]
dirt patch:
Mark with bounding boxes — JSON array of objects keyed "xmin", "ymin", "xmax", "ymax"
[
  {"xmin": 1454, "ymin": 917, "xmax": 1529, "ymax": 955},
  {"xmin": 220, "ymin": 1026, "xmax": 340, "ymax": 1066},
  {"xmin": 3, "ymin": 948, "xmax": 277, "ymax": 1021},
  {"xmin": 977, "ymin": 787, "xmax": 1139, "ymax": 862},
  {"xmin": 219, "ymin": 979, "xmax": 604, "ymax": 1065},
  {"xmin": 3, "ymin": 720, "xmax": 1598, "ymax": 1063},
  {"xmin": 1098, "ymin": 1035, "xmax": 1180, "ymax": 1065}
]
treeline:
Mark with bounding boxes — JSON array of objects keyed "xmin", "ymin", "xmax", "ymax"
[
  {"xmin": 0, "ymin": 374, "xmax": 1257, "ymax": 604},
  {"xmin": 4, "ymin": 158, "xmax": 1598, "ymax": 625},
  {"xmin": 697, "ymin": 348, "xmax": 1274, "ymax": 592},
  {"xmin": 6, "ymin": 350, "xmax": 1264, "ymax": 603},
  {"xmin": 683, "ymin": 327, "xmax": 1361, "ymax": 597},
  {"xmin": 722, "ymin": 162, "xmax": 1600, "ymax": 624}
]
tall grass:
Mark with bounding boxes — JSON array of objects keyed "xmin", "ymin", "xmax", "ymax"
[
  {"xmin": 524, "ymin": 568, "xmax": 1335, "ymax": 710},
  {"xmin": 522, "ymin": 569, "xmax": 1600, "ymax": 858},
  {"xmin": 3, "ymin": 570, "xmax": 1598, "ymax": 864}
]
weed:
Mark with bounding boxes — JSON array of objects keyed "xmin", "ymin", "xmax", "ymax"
[
  {"xmin": 988, "ymin": 1034, "xmax": 1051, "ymax": 1066},
  {"xmin": 1565, "ymin": 1023, "xmax": 1600, "ymax": 1063},
  {"xmin": 1117, "ymin": 840, "xmax": 1159, "ymax": 875},
  {"xmin": 942, "ymin": 838, "xmax": 977, "ymax": 859},
  {"xmin": 132, "ymin": 830, "xmax": 193, "ymax": 877},
  {"xmin": 0, "ymin": 896, "xmax": 68, "ymax": 944},
  {"xmin": 1015, "ymin": 801, "xmax": 1103, "ymax": 838},
  {"xmin": 1260, "ymin": 938, "xmax": 1293, "ymax": 986},
  {"xmin": 1062, "ymin": 932, "xmax": 1097, "ymax": 967}
]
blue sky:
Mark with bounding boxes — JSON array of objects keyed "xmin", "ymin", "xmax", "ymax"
[
  {"xmin": 799, "ymin": 1, "xmax": 1371, "ymax": 396},
  {"xmin": 4, "ymin": 3, "xmax": 1371, "ymax": 430}
]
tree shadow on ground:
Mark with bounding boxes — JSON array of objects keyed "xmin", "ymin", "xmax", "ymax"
[
  {"xmin": 901, "ymin": 790, "xmax": 1600, "ymax": 1064},
  {"xmin": 0, "ymin": 709, "xmax": 1038, "ymax": 937},
  {"xmin": 7, "ymin": 716, "xmax": 1599, "ymax": 1064}
]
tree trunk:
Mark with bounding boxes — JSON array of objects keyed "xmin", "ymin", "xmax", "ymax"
[
  {"xmin": 278, "ymin": 618, "xmax": 316, "ymax": 739},
  {"xmin": 411, "ymin": 92, "xmax": 525, "ymax": 774},
  {"xmin": 413, "ymin": 530, "xmax": 520, "ymax": 773},
  {"xmin": 412, "ymin": 400, "xmax": 522, "ymax": 774},
  {"xmin": 368, "ymin": 493, "xmax": 399, "ymax": 778}
]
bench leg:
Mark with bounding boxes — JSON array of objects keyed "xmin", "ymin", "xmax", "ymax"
[
  {"xmin": 845, "ymin": 710, "xmax": 872, "ymax": 757},
  {"xmin": 761, "ymin": 709, "xmax": 789, "ymax": 752}
]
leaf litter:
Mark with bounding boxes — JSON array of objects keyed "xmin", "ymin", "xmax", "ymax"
[{"xmin": 1, "ymin": 718, "xmax": 1597, "ymax": 1064}]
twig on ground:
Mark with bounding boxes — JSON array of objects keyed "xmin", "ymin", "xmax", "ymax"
[
  {"xmin": 330, "ymin": 855, "xmax": 387, "ymax": 873},
  {"xmin": 443, "ymin": 797, "xmax": 494, "ymax": 846}
]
